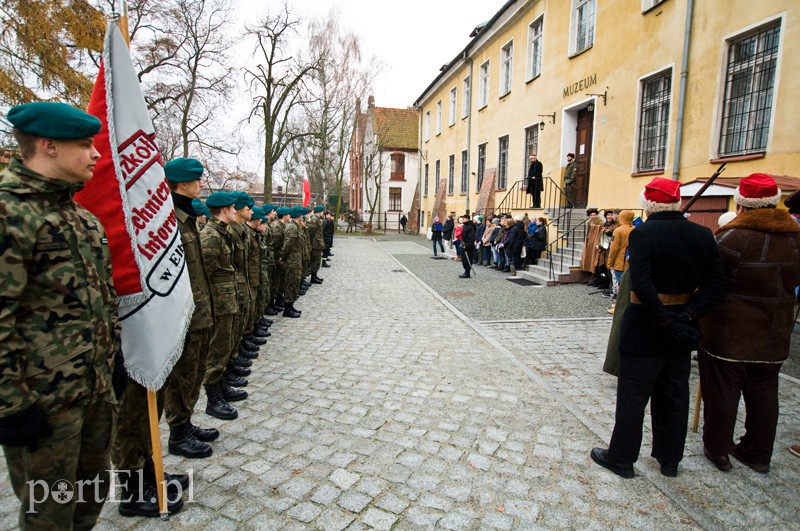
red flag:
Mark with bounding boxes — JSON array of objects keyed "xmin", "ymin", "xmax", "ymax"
[{"xmin": 303, "ymin": 178, "xmax": 311, "ymax": 207}]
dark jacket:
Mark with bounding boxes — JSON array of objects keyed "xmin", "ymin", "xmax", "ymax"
[
  {"xmin": 530, "ymin": 224, "xmax": 548, "ymax": 251},
  {"xmin": 700, "ymin": 208, "xmax": 800, "ymax": 363},
  {"xmin": 461, "ymin": 220, "xmax": 476, "ymax": 247},
  {"xmin": 526, "ymin": 160, "xmax": 543, "ymax": 194},
  {"xmin": 475, "ymin": 222, "xmax": 486, "ymax": 244},
  {"xmin": 620, "ymin": 211, "xmax": 726, "ymax": 355},
  {"xmin": 442, "ymin": 218, "xmax": 454, "ymax": 239},
  {"xmin": 507, "ymin": 221, "xmax": 526, "ymax": 252},
  {"xmin": 431, "ymin": 221, "xmax": 443, "ymax": 240},
  {"xmin": 322, "ymin": 218, "xmax": 334, "ymax": 248}
]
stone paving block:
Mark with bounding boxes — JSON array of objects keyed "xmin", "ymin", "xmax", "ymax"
[
  {"xmin": 467, "ymin": 452, "xmax": 492, "ymax": 471},
  {"xmin": 360, "ymin": 507, "xmax": 398, "ymax": 530},
  {"xmin": 279, "ymin": 476, "xmax": 317, "ymax": 499},
  {"xmin": 329, "ymin": 468, "xmax": 360, "ymax": 490},
  {"xmin": 337, "ymin": 490, "xmax": 373, "ymax": 513},
  {"xmin": 439, "ymin": 510, "xmax": 477, "ymax": 530},
  {"xmin": 374, "ymin": 492, "xmax": 410, "ymax": 514},
  {"xmin": 402, "ymin": 506, "xmax": 443, "ymax": 527},
  {"xmin": 286, "ymin": 502, "xmax": 323, "ymax": 523},
  {"xmin": 354, "ymin": 477, "xmax": 387, "ymax": 498},
  {"xmin": 316, "ymin": 507, "xmax": 356, "ymax": 531}
]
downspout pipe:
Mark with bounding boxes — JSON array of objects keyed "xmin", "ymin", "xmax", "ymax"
[
  {"xmin": 416, "ymin": 104, "xmax": 424, "ymax": 227},
  {"xmin": 672, "ymin": 0, "xmax": 694, "ymax": 181},
  {"xmin": 464, "ymin": 51, "xmax": 473, "ymax": 214}
]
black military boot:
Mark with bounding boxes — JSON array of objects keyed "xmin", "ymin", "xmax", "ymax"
[
  {"xmin": 321, "ymin": 260, "xmax": 331, "ymax": 267},
  {"xmin": 240, "ymin": 338, "xmax": 260, "ymax": 352},
  {"xmin": 118, "ymin": 469, "xmax": 184, "ymax": 517},
  {"xmin": 227, "ymin": 363, "xmax": 251, "ymax": 377},
  {"xmin": 145, "ymin": 457, "xmax": 190, "ymax": 491},
  {"xmin": 232, "ymin": 354, "xmax": 253, "ymax": 367},
  {"xmin": 301, "ymin": 280, "xmax": 311, "ymax": 289},
  {"xmin": 258, "ymin": 316, "xmax": 273, "ymax": 327},
  {"xmin": 310, "ymin": 274, "xmax": 323, "ymax": 284},
  {"xmin": 224, "ymin": 370, "xmax": 248, "ymax": 388},
  {"xmin": 221, "ymin": 383, "xmax": 248, "ymax": 402},
  {"xmin": 238, "ymin": 346, "xmax": 259, "ymax": 360},
  {"xmin": 204, "ymin": 383, "xmax": 238, "ymax": 420},
  {"xmin": 168, "ymin": 422, "xmax": 213, "ymax": 459},
  {"xmin": 264, "ymin": 303, "xmax": 279, "ymax": 315},
  {"xmin": 189, "ymin": 422, "xmax": 219, "ymax": 442},
  {"xmin": 283, "ymin": 303, "xmax": 301, "ymax": 318},
  {"xmin": 298, "ymin": 288, "xmax": 307, "ymax": 296},
  {"xmin": 249, "ymin": 326, "xmax": 270, "ymax": 339},
  {"xmin": 244, "ymin": 333, "xmax": 267, "ymax": 345},
  {"xmin": 273, "ymin": 296, "xmax": 285, "ymax": 311}
]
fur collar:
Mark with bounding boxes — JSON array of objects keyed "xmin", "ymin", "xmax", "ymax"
[{"xmin": 716, "ymin": 208, "xmax": 800, "ymax": 235}]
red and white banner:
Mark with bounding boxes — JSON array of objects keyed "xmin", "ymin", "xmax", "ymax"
[
  {"xmin": 75, "ymin": 22, "xmax": 193, "ymax": 390},
  {"xmin": 303, "ymin": 178, "xmax": 311, "ymax": 207}
]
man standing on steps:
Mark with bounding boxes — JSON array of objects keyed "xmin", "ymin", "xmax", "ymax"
[
  {"xmin": 459, "ymin": 215, "xmax": 477, "ymax": 278},
  {"xmin": 526, "ymin": 153, "xmax": 543, "ymax": 209},
  {"xmin": 563, "ymin": 152, "xmax": 577, "ymax": 208},
  {"xmin": 162, "ymin": 158, "xmax": 217, "ymax": 460}
]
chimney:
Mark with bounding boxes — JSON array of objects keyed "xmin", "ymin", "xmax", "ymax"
[{"xmin": 367, "ymin": 95, "xmax": 375, "ymax": 108}]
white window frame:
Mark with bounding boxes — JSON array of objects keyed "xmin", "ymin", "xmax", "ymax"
[
  {"xmin": 635, "ymin": 67, "xmax": 672, "ymax": 172},
  {"xmin": 498, "ymin": 135, "xmax": 509, "ymax": 190},
  {"xmin": 460, "ymin": 150, "xmax": 468, "ymax": 194},
  {"xmin": 447, "ymin": 154, "xmax": 455, "ymax": 195},
  {"xmin": 449, "ymin": 87, "xmax": 457, "ymax": 126},
  {"xmin": 479, "ymin": 60, "xmax": 490, "ymax": 109},
  {"xmin": 435, "ymin": 100, "xmax": 442, "ymax": 135},
  {"xmin": 642, "ymin": 0, "xmax": 666, "ymax": 12},
  {"xmin": 571, "ymin": 0, "xmax": 596, "ymax": 56},
  {"xmin": 462, "ymin": 75, "xmax": 471, "ymax": 118},
  {"xmin": 500, "ymin": 40, "xmax": 513, "ymax": 97},
  {"xmin": 424, "ymin": 111, "xmax": 430, "ymax": 141},
  {"xmin": 527, "ymin": 16, "xmax": 544, "ymax": 81}
]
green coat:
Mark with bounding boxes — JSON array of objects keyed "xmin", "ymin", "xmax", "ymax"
[
  {"xmin": 176, "ymin": 206, "xmax": 213, "ymax": 331},
  {"xmin": 200, "ymin": 218, "xmax": 237, "ymax": 316},
  {"xmin": 0, "ymin": 159, "xmax": 119, "ymax": 417},
  {"xmin": 307, "ymin": 214, "xmax": 325, "ymax": 251},
  {"xmin": 281, "ymin": 220, "xmax": 302, "ymax": 266}
]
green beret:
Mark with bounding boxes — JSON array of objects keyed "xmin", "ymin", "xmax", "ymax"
[
  {"xmin": 250, "ymin": 206, "xmax": 265, "ymax": 221},
  {"xmin": 7, "ymin": 102, "xmax": 101, "ymax": 139},
  {"xmin": 276, "ymin": 206, "xmax": 291, "ymax": 217},
  {"xmin": 262, "ymin": 203, "xmax": 276, "ymax": 214},
  {"xmin": 206, "ymin": 191, "xmax": 236, "ymax": 208},
  {"xmin": 232, "ymin": 191, "xmax": 255, "ymax": 210},
  {"xmin": 290, "ymin": 206, "xmax": 302, "ymax": 218},
  {"xmin": 191, "ymin": 198, "xmax": 209, "ymax": 217},
  {"xmin": 314, "ymin": 205, "xmax": 324, "ymax": 213},
  {"xmin": 164, "ymin": 158, "xmax": 204, "ymax": 182}
]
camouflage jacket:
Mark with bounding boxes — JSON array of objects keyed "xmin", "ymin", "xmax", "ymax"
[
  {"xmin": 301, "ymin": 223, "xmax": 311, "ymax": 261},
  {"xmin": 176, "ymin": 204, "xmax": 213, "ymax": 331},
  {"xmin": 306, "ymin": 214, "xmax": 325, "ymax": 251},
  {"xmin": 261, "ymin": 222, "xmax": 275, "ymax": 268},
  {"xmin": 271, "ymin": 220, "xmax": 285, "ymax": 263},
  {"xmin": 245, "ymin": 225, "xmax": 261, "ymax": 287},
  {"xmin": 227, "ymin": 222, "xmax": 249, "ymax": 297},
  {"xmin": 282, "ymin": 220, "xmax": 303, "ymax": 266},
  {"xmin": 200, "ymin": 218, "xmax": 237, "ymax": 316},
  {"xmin": 0, "ymin": 159, "xmax": 119, "ymax": 418}
]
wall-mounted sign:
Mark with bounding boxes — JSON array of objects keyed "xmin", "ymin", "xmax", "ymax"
[{"xmin": 563, "ymin": 74, "xmax": 598, "ymax": 98}]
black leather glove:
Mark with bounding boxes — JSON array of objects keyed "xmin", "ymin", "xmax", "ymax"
[
  {"xmin": 660, "ymin": 313, "xmax": 702, "ymax": 351},
  {"xmin": 0, "ymin": 405, "xmax": 52, "ymax": 452},
  {"xmin": 113, "ymin": 351, "xmax": 128, "ymax": 400}
]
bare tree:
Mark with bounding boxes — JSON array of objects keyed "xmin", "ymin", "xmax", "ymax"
[
  {"xmin": 243, "ymin": 2, "xmax": 320, "ymax": 202},
  {"xmin": 362, "ymin": 120, "xmax": 390, "ymax": 233}
]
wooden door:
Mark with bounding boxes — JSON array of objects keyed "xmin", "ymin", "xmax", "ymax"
[
  {"xmin": 574, "ymin": 109, "xmax": 594, "ymax": 207},
  {"xmin": 681, "ymin": 196, "xmax": 730, "ymax": 231}
]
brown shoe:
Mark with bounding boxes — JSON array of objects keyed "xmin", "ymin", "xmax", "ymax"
[
  {"xmin": 790, "ymin": 444, "xmax": 800, "ymax": 458},
  {"xmin": 703, "ymin": 446, "xmax": 732, "ymax": 472},
  {"xmin": 732, "ymin": 445, "xmax": 769, "ymax": 473}
]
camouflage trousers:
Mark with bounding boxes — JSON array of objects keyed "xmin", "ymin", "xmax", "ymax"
[
  {"xmin": 111, "ymin": 379, "xmax": 165, "ymax": 471},
  {"xmin": 271, "ymin": 264, "xmax": 285, "ymax": 301},
  {"xmin": 247, "ymin": 283, "xmax": 259, "ymax": 330},
  {"xmin": 235, "ymin": 284, "xmax": 251, "ymax": 338},
  {"xmin": 204, "ymin": 313, "xmax": 236, "ymax": 386},
  {"xmin": 256, "ymin": 276, "xmax": 271, "ymax": 318},
  {"xmin": 284, "ymin": 262, "xmax": 303, "ymax": 304},
  {"xmin": 4, "ymin": 395, "xmax": 113, "ymax": 530},
  {"xmin": 310, "ymin": 248, "xmax": 323, "ymax": 275},
  {"xmin": 164, "ymin": 327, "xmax": 211, "ymax": 428}
]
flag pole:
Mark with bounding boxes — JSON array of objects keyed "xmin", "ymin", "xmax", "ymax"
[{"xmin": 114, "ymin": 0, "xmax": 168, "ymax": 520}]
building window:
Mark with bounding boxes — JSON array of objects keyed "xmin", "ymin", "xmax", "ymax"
[
  {"xmin": 637, "ymin": 70, "xmax": 671, "ymax": 172},
  {"xmin": 435, "ymin": 160, "xmax": 440, "ymax": 193},
  {"xmin": 390, "ymin": 153, "xmax": 405, "ymax": 180},
  {"xmin": 389, "ymin": 188, "xmax": 402, "ymax": 211},
  {"xmin": 479, "ymin": 60, "xmax": 490, "ymax": 108},
  {"xmin": 460, "ymin": 150, "xmax": 468, "ymax": 194},
  {"xmin": 424, "ymin": 163, "xmax": 429, "ymax": 196},
  {"xmin": 424, "ymin": 111, "xmax": 430, "ymax": 141},
  {"xmin": 498, "ymin": 135, "xmax": 509, "ymax": 189},
  {"xmin": 436, "ymin": 100, "xmax": 442, "ymax": 135},
  {"xmin": 462, "ymin": 75, "xmax": 471, "ymax": 118},
  {"xmin": 477, "ymin": 143, "xmax": 486, "ymax": 191},
  {"xmin": 642, "ymin": 0, "xmax": 666, "ymax": 11},
  {"xmin": 527, "ymin": 16, "xmax": 544, "ymax": 80},
  {"xmin": 500, "ymin": 41, "xmax": 513, "ymax": 96},
  {"xmin": 524, "ymin": 125, "xmax": 539, "ymax": 174},
  {"xmin": 573, "ymin": 0, "xmax": 596, "ymax": 55},
  {"xmin": 449, "ymin": 87, "xmax": 457, "ymax": 126},
  {"xmin": 719, "ymin": 22, "xmax": 780, "ymax": 157},
  {"xmin": 448, "ymin": 154, "xmax": 455, "ymax": 195}
]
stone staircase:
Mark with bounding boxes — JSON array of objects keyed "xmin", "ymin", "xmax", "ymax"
[{"xmin": 516, "ymin": 207, "xmax": 589, "ymax": 286}]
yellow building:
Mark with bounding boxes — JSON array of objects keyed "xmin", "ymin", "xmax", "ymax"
[{"xmin": 414, "ymin": 0, "xmax": 798, "ymax": 228}]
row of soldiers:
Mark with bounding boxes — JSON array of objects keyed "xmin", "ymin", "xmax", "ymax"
[{"xmin": 0, "ymin": 101, "xmax": 336, "ymax": 526}]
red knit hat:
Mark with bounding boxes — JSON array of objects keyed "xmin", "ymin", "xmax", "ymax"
[
  {"xmin": 640, "ymin": 177, "xmax": 682, "ymax": 212},
  {"xmin": 734, "ymin": 173, "xmax": 781, "ymax": 208}
]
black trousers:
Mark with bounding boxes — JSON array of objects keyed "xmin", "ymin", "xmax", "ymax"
[
  {"xmin": 698, "ymin": 351, "xmax": 781, "ymax": 465},
  {"xmin": 608, "ymin": 347, "xmax": 691, "ymax": 464},
  {"xmin": 462, "ymin": 246, "xmax": 477, "ymax": 273}
]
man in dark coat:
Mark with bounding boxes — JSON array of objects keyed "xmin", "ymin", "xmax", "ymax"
[
  {"xmin": 526, "ymin": 154, "xmax": 543, "ymax": 208},
  {"xmin": 699, "ymin": 174, "xmax": 800, "ymax": 473},
  {"xmin": 591, "ymin": 177, "xmax": 726, "ymax": 479},
  {"xmin": 442, "ymin": 215, "xmax": 455, "ymax": 248},
  {"xmin": 322, "ymin": 210, "xmax": 334, "ymax": 267},
  {"xmin": 459, "ymin": 215, "xmax": 477, "ymax": 278}
]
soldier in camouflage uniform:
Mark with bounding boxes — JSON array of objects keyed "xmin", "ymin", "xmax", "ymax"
[
  {"xmin": 299, "ymin": 210, "xmax": 312, "ymax": 295},
  {"xmin": 229, "ymin": 193, "xmax": 261, "ymax": 373},
  {"xmin": 271, "ymin": 207, "xmax": 290, "ymax": 311},
  {"xmin": 162, "ymin": 159, "xmax": 217, "ymax": 460},
  {"xmin": 201, "ymin": 192, "xmax": 241, "ymax": 420},
  {"xmin": 280, "ymin": 207, "xmax": 304, "ymax": 317},
  {"xmin": 260, "ymin": 205, "xmax": 278, "ymax": 317},
  {"xmin": 0, "ymin": 102, "xmax": 122, "ymax": 528},
  {"xmin": 243, "ymin": 206, "xmax": 270, "ymax": 342},
  {"xmin": 307, "ymin": 205, "xmax": 326, "ymax": 284}
]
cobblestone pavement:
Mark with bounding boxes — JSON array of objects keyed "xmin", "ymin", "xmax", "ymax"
[{"xmin": 0, "ymin": 236, "xmax": 798, "ymax": 529}]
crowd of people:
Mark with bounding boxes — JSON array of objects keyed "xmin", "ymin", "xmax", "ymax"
[
  {"xmin": 0, "ymin": 102, "xmax": 337, "ymax": 526},
  {"xmin": 430, "ymin": 213, "xmax": 549, "ymax": 278}
]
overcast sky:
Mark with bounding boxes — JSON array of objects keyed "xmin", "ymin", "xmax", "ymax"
[{"xmin": 233, "ymin": 0, "xmax": 498, "ymax": 109}]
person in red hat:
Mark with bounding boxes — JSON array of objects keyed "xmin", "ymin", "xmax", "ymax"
[
  {"xmin": 591, "ymin": 177, "xmax": 726, "ymax": 479},
  {"xmin": 698, "ymin": 173, "xmax": 800, "ymax": 473}
]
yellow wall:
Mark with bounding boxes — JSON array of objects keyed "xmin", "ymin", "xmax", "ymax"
[{"xmin": 417, "ymin": 0, "xmax": 799, "ymax": 225}]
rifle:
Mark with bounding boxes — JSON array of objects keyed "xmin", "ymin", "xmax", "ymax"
[{"xmin": 682, "ymin": 162, "xmax": 727, "ymax": 214}]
